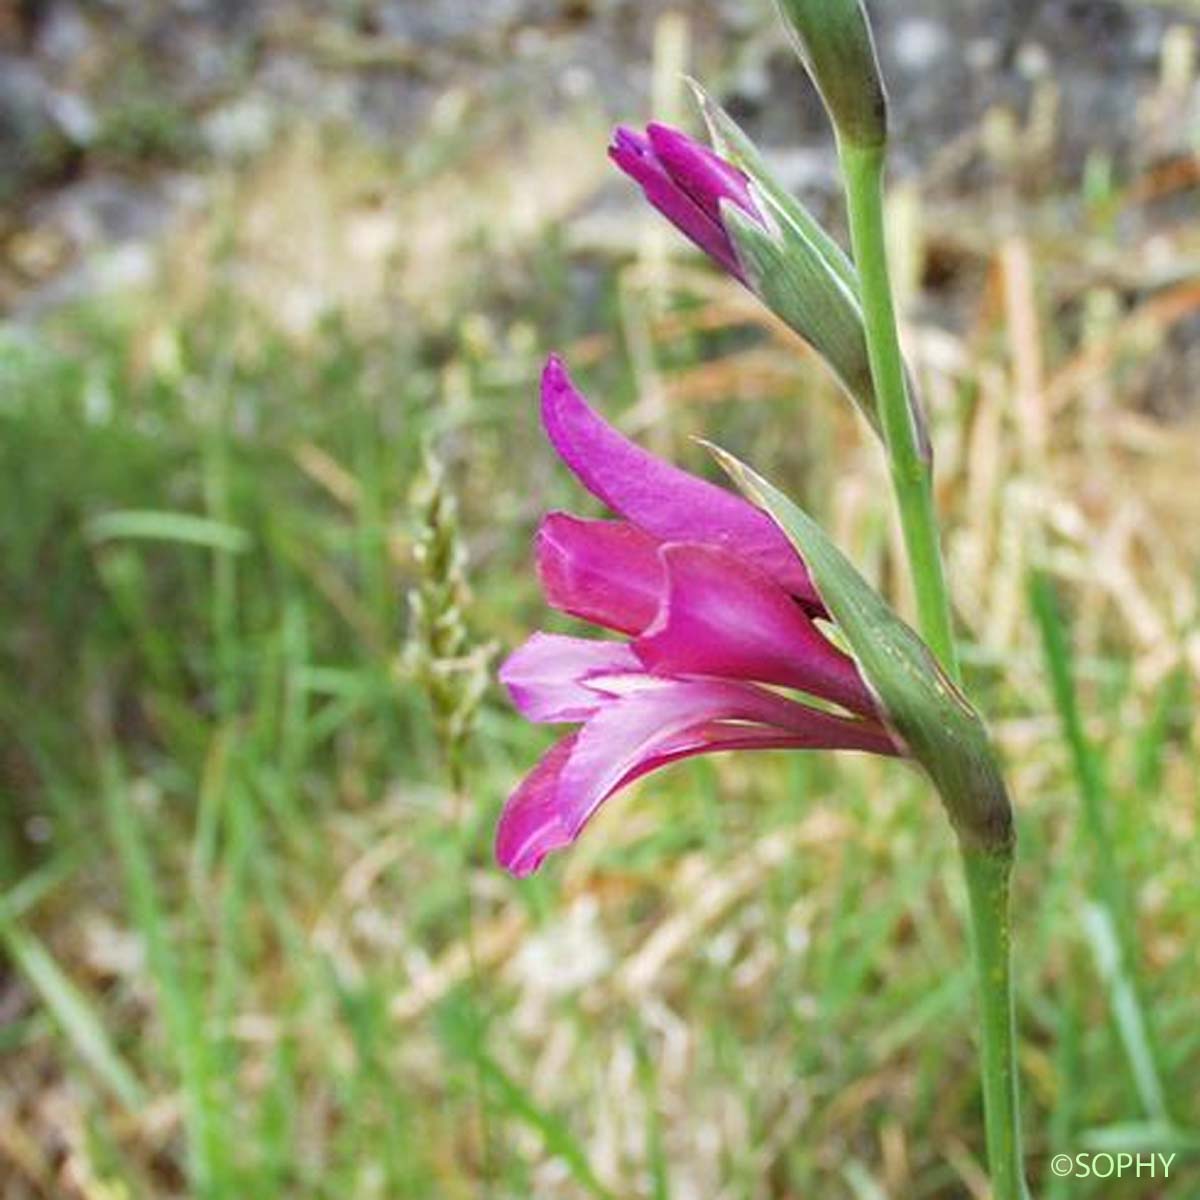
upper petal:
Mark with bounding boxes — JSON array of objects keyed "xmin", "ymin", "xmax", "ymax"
[
  {"xmin": 536, "ymin": 513, "xmax": 663, "ymax": 636},
  {"xmin": 540, "ymin": 356, "xmax": 821, "ymax": 609},
  {"xmin": 635, "ymin": 543, "xmax": 876, "ymax": 717},
  {"xmin": 500, "ymin": 632, "xmax": 642, "ymax": 723}
]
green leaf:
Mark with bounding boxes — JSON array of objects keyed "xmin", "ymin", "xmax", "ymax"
[
  {"xmin": 1030, "ymin": 570, "xmax": 1171, "ymax": 1124},
  {"xmin": 1081, "ymin": 903, "xmax": 1170, "ymax": 1124},
  {"xmin": 708, "ymin": 444, "xmax": 1013, "ymax": 853},
  {"xmin": 1080, "ymin": 1123, "xmax": 1200, "ymax": 1153}
]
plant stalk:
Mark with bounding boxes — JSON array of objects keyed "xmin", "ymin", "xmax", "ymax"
[
  {"xmin": 963, "ymin": 848, "xmax": 1031, "ymax": 1200},
  {"xmin": 841, "ymin": 142, "xmax": 959, "ymax": 682},
  {"xmin": 840, "ymin": 140, "xmax": 1029, "ymax": 1197}
]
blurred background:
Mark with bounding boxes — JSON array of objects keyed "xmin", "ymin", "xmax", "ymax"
[{"xmin": 1, "ymin": 1, "xmax": 1198, "ymax": 1196}]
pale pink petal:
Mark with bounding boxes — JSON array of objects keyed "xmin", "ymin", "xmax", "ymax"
[
  {"xmin": 499, "ymin": 633, "xmax": 641, "ymax": 724},
  {"xmin": 540, "ymin": 356, "xmax": 821, "ymax": 610},
  {"xmin": 536, "ymin": 512, "xmax": 664, "ymax": 635},
  {"xmin": 635, "ymin": 543, "xmax": 876, "ymax": 717}
]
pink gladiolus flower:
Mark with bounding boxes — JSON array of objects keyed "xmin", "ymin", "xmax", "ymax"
[
  {"xmin": 496, "ymin": 356, "xmax": 900, "ymax": 876},
  {"xmin": 608, "ymin": 123, "xmax": 764, "ymax": 284}
]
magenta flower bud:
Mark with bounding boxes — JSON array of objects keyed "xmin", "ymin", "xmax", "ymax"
[
  {"xmin": 494, "ymin": 357, "xmax": 901, "ymax": 877},
  {"xmin": 608, "ymin": 123, "xmax": 764, "ymax": 283},
  {"xmin": 610, "ymin": 110, "xmax": 919, "ymax": 455}
]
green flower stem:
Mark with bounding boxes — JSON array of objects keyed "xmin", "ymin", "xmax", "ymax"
[
  {"xmin": 964, "ymin": 848, "xmax": 1031, "ymax": 1200},
  {"xmin": 840, "ymin": 142, "xmax": 959, "ymax": 683},
  {"xmin": 840, "ymin": 142, "xmax": 1029, "ymax": 1197}
]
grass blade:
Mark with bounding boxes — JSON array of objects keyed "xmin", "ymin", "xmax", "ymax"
[
  {"xmin": 0, "ymin": 915, "xmax": 145, "ymax": 1109},
  {"xmin": 103, "ymin": 753, "xmax": 228, "ymax": 1193},
  {"xmin": 1081, "ymin": 904, "xmax": 1169, "ymax": 1124},
  {"xmin": 86, "ymin": 509, "xmax": 250, "ymax": 553},
  {"xmin": 478, "ymin": 1052, "xmax": 615, "ymax": 1200},
  {"xmin": 1029, "ymin": 570, "xmax": 1171, "ymax": 1125}
]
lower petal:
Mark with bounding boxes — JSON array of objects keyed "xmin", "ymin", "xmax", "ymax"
[
  {"xmin": 495, "ymin": 735, "xmax": 579, "ymax": 876},
  {"xmin": 559, "ymin": 680, "xmax": 893, "ymax": 832},
  {"xmin": 496, "ymin": 679, "xmax": 896, "ymax": 875},
  {"xmin": 492, "ymin": 691, "xmax": 897, "ymax": 878}
]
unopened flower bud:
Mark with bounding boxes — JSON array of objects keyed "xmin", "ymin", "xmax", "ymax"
[{"xmin": 774, "ymin": 0, "xmax": 888, "ymax": 149}]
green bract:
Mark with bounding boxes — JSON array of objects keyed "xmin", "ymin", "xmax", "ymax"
[
  {"xmin": 709, "ymin": 444, "xmax": 1015, "ymax": 855},
  {"xmin": 774, "ymin": 0, "xmax": 888, "ymax": 149},
  {"xmin": 722, "ymin": 203, "xmax": 881, "ymax": 442}
]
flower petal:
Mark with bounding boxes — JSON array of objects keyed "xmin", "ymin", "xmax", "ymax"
[
  {"xmin": 536, "ymin": 513, "xmax": 664, "ymax": 635},
  {"xmin": 635, "ymin": 543, "xmax": 876, "ymax": 717},
  {"xmin": 495, "ymin": 734, "xmax": 579, "ymax": 876},
  {"xmin": 494, "ymin": 700, "xmax": 892, "ymax": 878},
  {"xmin": 554, "ymin": 679, "xmax": 893, "ymax": 852},
  {"xmin": 609, "ymin": 126, "xmax": 745, "ymax": 280},
  {"xmin": 644, "ymin": 122, "xmax": 759, "ymax": 228},
  {"xmin": 540, "ymin": 356, "xmax": 821, "ymax": 610},
  {"xmin": 496, "ymin": 725, "xmax": 800, "ymax": 877},
  {"xmin": 499, "ymin": 633, "xmax": 642, "ymax": 723}
]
